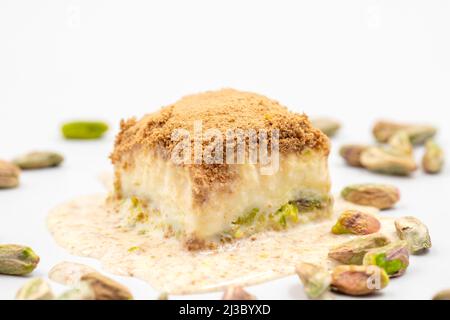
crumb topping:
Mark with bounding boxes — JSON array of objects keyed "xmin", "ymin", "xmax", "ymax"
[{"xmin": 111, "ymin": 89, "xmax": 329, "ymax": 203}]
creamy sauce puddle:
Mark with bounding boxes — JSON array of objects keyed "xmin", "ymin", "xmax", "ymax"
[{"xmin": 47, "ymin": 194, "xmax": 399, "ymax": 294}]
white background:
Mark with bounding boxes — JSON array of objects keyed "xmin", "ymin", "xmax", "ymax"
[{"xmin": 1, "ymin": 0, "xmax": 449, "ymax": 299}]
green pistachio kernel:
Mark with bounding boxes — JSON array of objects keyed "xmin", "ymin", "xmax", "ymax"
[
  {"xmin": 61, "ymin": 121, "xmax": 109, "ymax": 140},
  {"xmin": 233, "ymin": 208, "xmax": 259, "ymax": 226}
]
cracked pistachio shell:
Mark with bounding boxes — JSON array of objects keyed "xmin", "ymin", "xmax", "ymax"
[
  {"xmin": 328, "ymin": 234, "xmax": 390, "ymax": 265},
  {"xmin": 341, "ymin": 183, "xmax": 400, "ymax": 210},
  {"xmin": 331, "ymin": 265, "xmax": 389, "ymax": 296},
  {"xmin": 16, "ymin": 278, "xmax": 54, "ymax": 300},
  {"xmin": 80, "ymin": 272, "xmax": 133, "ymax": 300},
  {"xmin": 388, "ymin": 131, "xmax": 413, "ymax": 156},
  {"xmin": 360, "ymin": 146, "xmax": 417, "ymax": 176},
  {"xmin": 373, "ymin": 120, "xmax": 436, "ymax": 145},
  {"xmin": 295, "ymin": 262, "xmax": 331, "ymax": 299},
  {"xmin": 363, "ymin": 241, "xmax": 409, "ymax": 278},
  {"xmin": 395, "ymin": 216, "xmax": 431, "ymax": 254},
  {"xmin": 339, "ymin": 144, "xmax": 369, "ymax": 167},
  {"xmin": 422, "ymin": 140, "xmax": 444, "ymax": 174},
  {"xmin": 310, "ymin": 117, "xmax": 341, "ymax": 137},
  {"xmin": 0, "ymin": 244, "xmax": 40, "ymax": 276},
  {"xmin": 331, "ymin": 210, "xmax": 381, "ymax": 235}
]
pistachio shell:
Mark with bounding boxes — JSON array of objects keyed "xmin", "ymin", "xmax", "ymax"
[
  {"xmin": 360, "ymin": 146, "xmax": 417, "ymax": 176},
  {"xmin": 373, "ymin": 120, "xmax": 436, "ymax": 145},
  {"xmin": 15, "ymin": 278, "xmax": 54, "ymax": 300},
  {"xmin": 310, "ymin": 117, "xmax": 341, "ymax": 137},
  {"xmin": 13, "ymin": 151, "xmax": 64, "ymax": 169},
  {"xmin": 296, "ymin": 262, "xmax": 331, "ymax": 299},
  {"xmin": 422, "ymin": 139, "xmax": 444, "ymax": 174},
  {"xmin": 328, "ymin": 234, "xmax": 391, "ymax": 265},
  {"xmin": 331, "ymin": 265, "xmax": 389, "ymax": 296},
  {"xmin": 339, "ymin": 145, "xmax": 369, "ymax": 167},
  {"xmin": 0, "ymin": 160, "xmax": 20, "ymax": 188},
  {"xmin": 341, "ymin": 183, "xmax": 400, "ymax": 210},
  {"xmin": 395, "ymin": 216, "xmax": 431, "ymax": 254}
]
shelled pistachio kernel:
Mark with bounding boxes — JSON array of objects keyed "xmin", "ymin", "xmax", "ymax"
[
  {"xmin": 395, "ymin": 216, "xmax": 431, "ymax": 254},
  {"xmin": 222, "ymin": 286, "xmax": 256, "ymax": 300},
  {"xmin": 295, "ymin": 262, "xmax": 331, "ymax": 299},
  {"xmin": 13, "ymin": 151, "xmax": 64, "ymax": 169},
  {"xmin": 339, "ymin": 145, "xmax": 368, "ymax": 167},
  {"xmin": 15, "ymin": 278, "xmax": 54, "ymax": 300},
  {"xmin": 0, "ymin": 160, "xmax": 20, "ymax": 188},
  {"xmin": 363, "ymin": 241, "xmax": 409, "ymax": 277},
  {"xmin": 341, "ymin": 183, "xmax": 400, "ymax": 210},
  {"xmin": 331, "ymin": 210, "xmax": 380, "ymax": 235},
  {"xmin": 0, "ymin": 244, "xmax": 40, "ymax": 276},
  {"xmin": 80, "ymin": 272, "xmax": 133, "ymax": 300},
  {"xmin": 331, "ymin": 265, "xmax": 389, "ymax": 296},
  {"xmin": 360, "ymin": 146, "xmax": 417, "ymax": 176},
  {"xmin": 328, "ymin": 234, "xmax": 390, "ymax": 265},
  {"xmin": 422, "ymin": 139, "xmax": 444, "ymax": 174},
  {"xmin": 61, "ymin": 121, "xmax": 109, "ymax": 139}
]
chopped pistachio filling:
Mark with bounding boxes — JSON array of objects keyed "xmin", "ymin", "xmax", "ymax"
[{"xmin": 226, "ymin": 194, "xmax": 332, "ymax": 240}]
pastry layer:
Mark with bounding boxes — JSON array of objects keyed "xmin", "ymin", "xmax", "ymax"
[{"xmin": 115, "ymin": 149, "xmax": 332, "ymax": 248}]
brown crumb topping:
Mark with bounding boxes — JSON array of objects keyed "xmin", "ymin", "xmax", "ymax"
[{"xmin": 111, "ymin": 89, "xmax": 329, "ymax": 203}]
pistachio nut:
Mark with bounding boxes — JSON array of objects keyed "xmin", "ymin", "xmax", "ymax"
[
  {"xmin": 13, "ymin": 151, "xmax": 64, "ymax": 169},
  {"xmin": 0, "ymin": 160, "xmax": 20, "ymax": 189},
  {"xmin": 372, "ymin": 120, "xmax": 436, "ymax": 145},
  {"xmin": 295, "ymin": 262, "xmax": 331, "ymax": 299},
  {"xmin": 328, "ymin": 234, "xmax": 390, "ymax": 265},
  {"xmin": 432, "ymin": 289, "xmax": 450, "ymax": 300},
  {"xmin": 311, "ymin": 117, "xmax": 341, "ymax": 137},
  {"xmin": 339, "ymin": 144, "xmax": 369, "ymax": 167},
  {"xmin": 222, "ymin": 285, "xmax": 256, "ymax": 300},
  {"xmin": 0, "ymin": 244, "xmax": 40, "ymax": 276},
  {"xmin": 331, "ymin": 210, "xmax": 381, "ymax": 235},
  {"xmin": 80, "ymin": 272, "xmax": 133, "ymax": 300},
  {"xmin": 360, "ymin": 146, "xmax": 417, "ymax": 176},
  {"xmin": 388, "ymin": 131, "xmax": 413, "ymax": 156},
  {"xmin": 331, "ymin": 265, "xmax": 389, "ymax": 296},
  {"xmin": 341, "ymin": 183, "xmax": 400, "ymax": 210},
  {"xmin": 422, "ymin": 139, "xmax": 444, "ymax": 174},
  {"xmin": 15, "ymin": 278, "xmax": 54, "ymax": 300},
  {"xmin": 62, "ymin": 121, "xmax": 109, "ymax": 140},
  {"xmin": 395, "ymin": 216, "xmax": 431, "ymax": 254},
  {"xmin": 363, "ymin": 241, "xmax": 409, "ymax": 277}
]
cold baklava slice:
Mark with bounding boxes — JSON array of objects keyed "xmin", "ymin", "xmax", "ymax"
[{"xmin": 111, "ymin": 89, "xmax": 332, "ymax": 249}]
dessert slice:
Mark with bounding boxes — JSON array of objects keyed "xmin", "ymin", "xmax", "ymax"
[{"xmin": 111, "ymin": 89, "xmax": 332, "ymax": 249}]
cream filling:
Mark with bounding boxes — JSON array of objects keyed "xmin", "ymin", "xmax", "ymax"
[
  {"xmin": 47, "ymin": 195, "xmax": 398, "ymax": 295},
  {"xmin": 116, "ymin": 150, "xmax": 331, "ymax": 240}
]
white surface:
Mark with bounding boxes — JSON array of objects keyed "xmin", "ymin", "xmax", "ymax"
[{"xmin": 1, "ymin": 0, "xmax": 449, "ymax": 300}]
